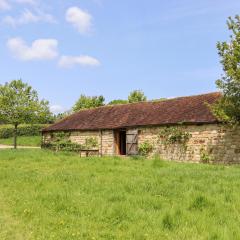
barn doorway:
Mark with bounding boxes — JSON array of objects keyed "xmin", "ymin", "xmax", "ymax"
[
  {"xmin": 114, "ymin": 129, "xmax": 138, "ymax": 156},
  {"xmin": 119, "ymin": 130, "xmax": 126, "ymax": 155},
  {"xmin": 114, "ymin": 130, "xmax": 126, "ymax": 155}
]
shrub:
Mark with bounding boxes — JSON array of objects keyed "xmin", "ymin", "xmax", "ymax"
[
  {"xmin": 45, "ymin": 132, "xmax": 81, "ymax": 152},
  {"xmin": 42, "ymin": 140, "xmax": 82, "ymax": 152},
  {"xmin": 158, "ymin": 127, "xmax": 191, "ymax": 145},
  {"xmin": 0, "ymin": 124, "xmax": 47, "ymax": 139},
  {"xmin": 200, "ymin": 148, "xmax": 211, "ymax": 163},
  {"xmin": 42, "ymin": 133, "xmax": 98, "ymax": 153},
  {"xmin": 138, "ymin": 141, "xmax": 153, "ymax": 156}
]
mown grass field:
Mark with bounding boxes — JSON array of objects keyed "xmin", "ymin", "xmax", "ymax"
[
  {"xmin": 0, "ymin": 136, "xmax": 41, "ymax": 147},
  {"xmin": 0, "ymin": 150, "xmax": 240, "ymax": 239}
]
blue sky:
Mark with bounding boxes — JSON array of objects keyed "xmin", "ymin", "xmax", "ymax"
[{"xmin": 0, "ymin": 0, "xmax": 239, "ymax": 113}]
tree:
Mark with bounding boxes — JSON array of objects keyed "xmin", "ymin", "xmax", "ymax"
[
  {"xmin": 213, "ymin": 15, "xmax": 240, "ymax": 124},
  {"xmin": 0, "ymin": 80, "xmax": 52, "ymax": 148},
  {"xmin": 108, "ymin": 99, "xmax": 129, "ymax": 105},
  {"xmin": 53, "ymin": 110, "xmax": 72, "ymax": 122},
  {"xmin": 128, "ymin": 90, "xmax": 147, "ymax": 103},
  {"xmin": 73, "ymin": 95, "xmax": 105, "ymax": 112}
]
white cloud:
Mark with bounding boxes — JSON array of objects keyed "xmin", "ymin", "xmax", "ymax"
[
  {"xmin": 3, "ymin": 9, "xmax": 56, "ymax": 26},
  {"xmin": 59, "ymin": 55, "xmax": 100, "ymax": 68},
  {"xmin": 66, "ymin": 7, "xmax": 92, "ymax": 34},
  {"xmin": 50, "ymin": 105, "xmax": 65, "ymax": 114},
  {"xmin": 7, "ymin": 37, "xmax": 58, "ymax": 61},
  {"xmin": 0, "ymin": 0, "xmax": 11, "ymax": 10}
]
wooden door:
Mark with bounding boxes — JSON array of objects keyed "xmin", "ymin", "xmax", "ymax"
[
  {"xmin": 114, "ymin": 130, "xmax": 120, "ymax": 155},
  {"xmin": 126, "ymin": 129, "xmax": 138, "ymax": 155}
]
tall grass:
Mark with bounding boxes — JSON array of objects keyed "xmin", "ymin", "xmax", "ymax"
[{"xmin": 0, "ymin": 149, "xmax": 240, "ymax": 239}]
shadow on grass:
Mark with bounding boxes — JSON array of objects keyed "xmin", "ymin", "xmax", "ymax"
[{"xmin": 189, "ymin": 195, "xmax": 213, "ymax": 211}]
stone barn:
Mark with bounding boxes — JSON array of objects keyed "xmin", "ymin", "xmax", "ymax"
[{"xmin": 42, "ymin": 92, "xmax": 240, "ymax": 163}]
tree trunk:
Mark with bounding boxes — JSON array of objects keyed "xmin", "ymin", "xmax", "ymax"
[{"xmin": 14, "ymin": 123, "xmax": 18, "ymax": 149}]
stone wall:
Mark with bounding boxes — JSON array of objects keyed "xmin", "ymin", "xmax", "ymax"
[
  {"xmin": 101, "ymin": 130, "xmax": 114, "ymax": 155},
  {"xmin": 42, "ymin": 132, "xmax": 52, "ymax": 143},
  {"xmin": 42, "ymin": 129, "xmax": 115, "ymax": 156},
  {"xmin": 42, "ymin": 124, "xmax": 240, "ymax": 163},
  {"xmin": 70, "ymin": 130, "xmax": 100, "ymax": 147},
  {"xmin": 138, "ymin": 124, "xmax": 240, "ymax": 164}
]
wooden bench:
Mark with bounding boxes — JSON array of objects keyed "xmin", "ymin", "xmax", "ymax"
[{"xmin": 80, "ymin": 149, "xmax": 99, "ymax": 157}]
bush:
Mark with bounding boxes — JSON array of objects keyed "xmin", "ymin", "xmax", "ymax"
[
  {"xmin": 158, "ymin": 127, "xmax": 191, "ymax": 145},
  {"xmin": 138, "ymin": 141, "xmax": 153, "ymax": 156},
  {"xmin": 42, "ymin": 141, "xmax": 82, "ymax": 152},
  {"xmin": 42, "ymin": 132, "xmax": 81, "ymax": 152},
  {"xmin": 0, "ymin": 124, "xmax": 47, "ymax": 139},
  {"xmin": 200, "ymin": 148, "xmax": 211, "ymax": 163}
]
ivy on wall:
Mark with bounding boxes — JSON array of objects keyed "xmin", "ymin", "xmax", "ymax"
[
  {"xmin": 158, "ymin": 127, "xmax": 191, "ymax": 148},
  {"xmin": 42, "ymin": 132, "xmax": 99, "ymax": 152},
  {"xmin": 85, "ymin": 137, "xmax": 98, "ymax": 149}
]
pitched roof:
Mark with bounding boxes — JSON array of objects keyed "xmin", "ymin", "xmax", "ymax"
[{"xmin": 43, "ymin": 92, "xmax": 221, "ymax": 132}]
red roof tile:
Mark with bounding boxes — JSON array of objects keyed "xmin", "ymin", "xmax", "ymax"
[{"xmin": 43, "ymin": 92, "xmax": 221, "ymax": 132}]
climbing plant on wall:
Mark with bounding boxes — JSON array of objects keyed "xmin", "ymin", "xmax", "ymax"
[
  {"xmin": 42, "ymin": 132, "xmax": 99, "ymax": 152},
  {"xmin": 158, "ymin": 127, "xmax": 191, "ymax": 148}
]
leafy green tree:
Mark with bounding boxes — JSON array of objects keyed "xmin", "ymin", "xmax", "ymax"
[
  {"xmin": 53, "ymin": 110, "xmax": 72, "ymax": 122},
  {"xmin": 128, "ymin": 90, "xmax": 147, "ymax": 103},
  {"xmin": 73, "ymin": 95, "xmax": 105, "ymax": 112},
  {"xmin": 213, "ymin": 15, "xmax": 240, "ymax": 124},
  {"xmin": 0, "ymin": 80, "xmax": 52, "ymax": 148},
  {"xmin": 108, "ymin": 99, "xmax": 129, "ymax": 105}
]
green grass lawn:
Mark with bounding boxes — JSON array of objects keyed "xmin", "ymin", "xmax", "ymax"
[
  {"xmin": 0, "ymin": 150, "xmax": 240, "ymax": 239},
  {"xmin": 0, "ymin": 136, "xmax": 41, "ymax": 147}
]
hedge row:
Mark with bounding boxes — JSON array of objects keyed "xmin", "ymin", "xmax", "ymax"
[
  {"xmin": 0, "ymin": 124, "xmax": 48, "ymax": 139},
  {"xmin": 42, "ymin": 141, "xmax": 82, "ymax": 152}
]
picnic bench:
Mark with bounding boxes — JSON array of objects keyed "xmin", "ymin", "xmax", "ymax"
[{"xmin": 80, "ymin": 149, "xmax": 100, "ymax": 157}]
